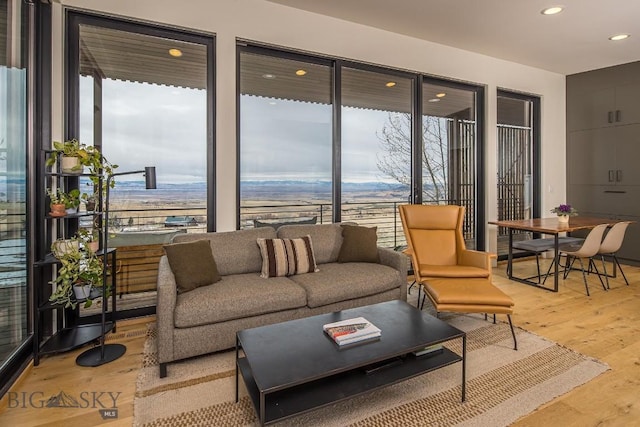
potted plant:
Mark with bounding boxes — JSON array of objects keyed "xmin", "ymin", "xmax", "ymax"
[
  {"xmin": 81, "ymin": 192, "xmax": 98, "ymax": 212},
  {"xmin": 45, "ymin": 139, "xmax": 85, "ymax": 173},
  {"xmin": 46, "ymin": 188, "xmax": 67, "ymax": 217},
  {"xmin": 45, "ymin": 139, "xmax": 118, "ymax": 180},
  {"xmin": 51, "ymin": 237, "xmax": 80, "ymax": 258},
  {"xmin": 49, "ymin": 244, "xmax": 104, "ymax": 309},
  {"xmin": 77, "ymin": 228, "xmax": 100, "ymax": 253},
  {"xmin": 60, "ymin": 188, "xmax": 81, "ymax": 214},
  {"xmin": 550, "ymin": 204, "xmax": 578, "ymax": 224}
]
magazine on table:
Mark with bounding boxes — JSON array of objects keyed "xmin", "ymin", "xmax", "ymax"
[
  {"xmin": 323, "ymin": 317, "xmax": 381, "ymax": 346},
  {"xmin": 413, "ymin": 344, "xmax": 444, "ymax": 357}
]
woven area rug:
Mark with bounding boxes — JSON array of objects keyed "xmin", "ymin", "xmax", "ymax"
[{"xmin": 134, "ymin": 315, "xmax": 608, "ymax": 427}]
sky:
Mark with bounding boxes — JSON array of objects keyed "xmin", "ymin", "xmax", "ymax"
[{"xmin": 79, "ymin": 77, "xmax": 405, "ymax": 185}]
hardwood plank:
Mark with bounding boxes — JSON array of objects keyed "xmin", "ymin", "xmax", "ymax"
[{"xmin": 0, "ymin": 260, "xmax": 639, "ymax": 426}]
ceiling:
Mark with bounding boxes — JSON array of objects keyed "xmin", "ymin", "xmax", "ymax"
[{"xmin": 266, "ymin": 0, "xmax": 640, "ymax": 75}]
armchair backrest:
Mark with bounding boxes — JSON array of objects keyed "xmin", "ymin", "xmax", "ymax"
[{"xmin": 399, "ymin": 204, "xmax": 466, "ymax": 266}]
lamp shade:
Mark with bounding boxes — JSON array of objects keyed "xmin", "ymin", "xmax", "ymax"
[{"xmin": 145, "ymin": 167, "xmax": 157, "ymax": 189}]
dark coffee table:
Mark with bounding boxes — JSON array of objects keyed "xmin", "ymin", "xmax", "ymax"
[{"xmin": 235, "ymin": 300, "xmax": 466, "ymax": 426}]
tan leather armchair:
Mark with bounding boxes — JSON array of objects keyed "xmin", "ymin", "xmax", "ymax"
[
  {"xmin": 400, "ymin": 204, "xmax": 517, "ymax": 349},
  {"xmin": 399, "ymin": 204, "xmax": 491, "ymax": 283}
]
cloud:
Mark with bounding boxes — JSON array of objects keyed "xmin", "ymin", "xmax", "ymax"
[{"xmin": 79, "ymin": 77, "xmax": 403, "ymax": 184}]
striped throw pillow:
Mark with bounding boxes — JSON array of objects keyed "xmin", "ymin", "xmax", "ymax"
[{"xmin": 257, "ymin": 235, "xmax": 319, "ymax": 278}]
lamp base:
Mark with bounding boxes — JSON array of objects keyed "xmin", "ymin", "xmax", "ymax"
[{"xmin": 76, "ymin": 343, "xmax": 126, "ymax": 367}]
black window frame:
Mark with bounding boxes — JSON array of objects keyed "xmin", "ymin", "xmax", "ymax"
[
  {"xmin": 236, "ymin": 42, "xmax": 486, "ymax": 248},
  {"xmin": 64, "ymin": 10, "xmax": 216, "ymax": 321},
  {"xmin": 496, "ymin": 88, "xmax": 542, "ymax": 259}
]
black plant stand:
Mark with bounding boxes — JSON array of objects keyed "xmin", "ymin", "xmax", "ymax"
[
  {"xmin": 76, "ymin": 248, "xmax": 124, "ymax": 367},
  {"xmin": 76, "ymin": 343, "xmax": 126, "ymax": 367}
]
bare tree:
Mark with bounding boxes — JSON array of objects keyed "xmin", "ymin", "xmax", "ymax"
[{"xmin": 377, "ymin": 113, "xmax": 451, "ymax": 202}]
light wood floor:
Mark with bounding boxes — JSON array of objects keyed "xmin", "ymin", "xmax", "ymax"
[{"xmin": 0, "ymin": 258, "xmax": 639, "ymax": 426}]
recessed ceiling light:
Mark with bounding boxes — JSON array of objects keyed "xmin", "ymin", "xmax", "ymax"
[
  {"xmin": 168, "ymin": 48, "xmax": 183, "ymax": 57},
  {"xmin": 609, "ymin": 34, "xmax": 630, "ymax": 41},
  {"xmin": 385, "ymin": 81, "xmax": 396, "ymax": 87},
  {"xmin": 541, "ymin": 6, "xmax": 563, "ymax": 15},
  {"xmin": 295, "ymin": 69, "xmax": 307, "ymax": 76},
  {"xmin": 436, "ymin": 93, "xmax": 446, "ymax": 98},
  {"xmin": 428, "ymin": 98, "xmax": 440, "ymax": 103},
  {"xmin": 262, "ymin": 74, "xmax": 276, "ymax": 79}
]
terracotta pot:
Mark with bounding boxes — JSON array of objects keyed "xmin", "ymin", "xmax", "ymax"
[
  {"xmin": 50, "ymin": 203, "xmax": 67, "ymax": 217},
  {"xmin": 87, "ymin": 241, "xmax": 99, "ymax": 253}
]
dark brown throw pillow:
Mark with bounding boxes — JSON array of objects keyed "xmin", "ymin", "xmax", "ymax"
[
  {"xmin": 338, "ymin": 224, "xmax": 380, "ymax": 263},
  {"xmin": 163, "ymin": 239, "xmax": 221, "ymax": 293}
]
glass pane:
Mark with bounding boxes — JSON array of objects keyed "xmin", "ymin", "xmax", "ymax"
[
  {"xmin": 0, "ymin": 0, "xmax": 29, "ymax": 367},
  {"xmin": 422, "ymin": 82, "xmax": 478, "ymax": 249},
  {"xmin": 497, "ymin": 95, "xmax": 534, "ymax": 256},
  {"xmin": 239, "ymin": 52, "xmax": 332, "ymax": 228},
  {"xmin": 341, "ymin": 67, "xmax": 412, "ymax": 249},
  {"xmin": 78, "ymin": 24, "xmax": 208, "ymax": 313}
]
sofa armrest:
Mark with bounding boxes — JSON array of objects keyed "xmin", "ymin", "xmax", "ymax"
[
  {"xmin": 378, "ymin": 247, "xmax": 410, "ymax": 275},
  {"xmin": 156, "ymin": 255, "xmax": 178, "ymax": 363}
]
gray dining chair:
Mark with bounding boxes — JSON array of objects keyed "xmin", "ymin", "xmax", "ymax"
[
  {"xmin": 556, "ymin": 224, "xmax": 608, "ymax": 296},
  {"xmin": 512, "ymin": 236, "xmax": 584, "ymax": 283},
  {"xmin": 597, "ymin": 221, "xmax": 631, "ymax": 289}
]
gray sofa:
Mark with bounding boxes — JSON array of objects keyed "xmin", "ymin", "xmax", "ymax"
[{"xmin": 156, "ymin": 223, "xmax": 408, "ymax": 377}]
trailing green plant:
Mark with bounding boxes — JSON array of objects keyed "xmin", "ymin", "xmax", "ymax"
[
  {"xmin": 46, "ymin": 187, "xmax": 81, "ymax": 209},
  {"xmin": 49, "ymin": 243, "xmax": 105, "ymax": 309},
  {"xmin": 60, "ymin": 188, "xmax": 81, "ymax": 209},
  {"xmin": 45, "ymin": 139, "xmax": 118, "ymax": 190},
  {"xmin": 81, "ymin": 191, "xmax": 98, "ymax": 205}
]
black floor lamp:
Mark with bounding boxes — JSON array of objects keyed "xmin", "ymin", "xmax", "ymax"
[{"xmin": 76, "ymin": 166, "xmax": 157, "ymax": 367}]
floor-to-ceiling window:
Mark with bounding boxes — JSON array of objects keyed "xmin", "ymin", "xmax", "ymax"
[
  {"xmin": 341, "ymin": 66, "xmax": 413, "ymax": 248},
  {"xmin": 238, "ymin": 43, "xmax": 485, "ymax": 249},
  {"xmin": 0, "ymin": 0, "xmax": 32, "ymax": 392},
  {"xmin": 422, "ymin": 80, "xmax": 483, "ymax": 249},
  {"xmin": 239, "ymin": 47, "xmax": 333, "ymax": 227},
  {"xmin": 66, "ymin": 12, "xmax": 214, "ymax": 316},
  {"xmin": 496, "ymin": 90, "xmax": 541, "ymax": 257}
]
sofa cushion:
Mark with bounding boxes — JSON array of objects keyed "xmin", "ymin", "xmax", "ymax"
[
  {"xmin": 257, "ymin": 235, "xmax": 319, "ymax": 277},
  {"xmin": 174, "ymin": 273, "xmax": 307, "ymax": 328},
  {"xmin": 163, "ymin": 239, "xmax": 221, "ymax": 294},
  {"xmin": 172, "ymin": 228, "xmax": 277, "ymax": 275},
  {"xmin": 338, "ymin": 224, "xmax": 381, "ymax": 263},
  {"xmin": 288, "ymin": 262, "xmax": 401, "ymax": 308},
  {"xmin": 277, "ymin": 223, "xmax": 346, "ymax": 264}
]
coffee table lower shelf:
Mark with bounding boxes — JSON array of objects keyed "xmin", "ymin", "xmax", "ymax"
[{"xmin": 238, "ymin": 349, "xmax": 462, "ymax": 425}]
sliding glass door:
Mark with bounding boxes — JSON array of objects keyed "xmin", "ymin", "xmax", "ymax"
[
  {"xmin": 0, "ymin": 0, "xmax": 31, "ymax": 387},
  {"xmin": 237, "ymin": 44, "xmax": 485, "ymax": 249},
  {"xmin": 421, "ymin": 79, "xmax": 483, "ymax": 249},
  {"xmin": 67, "ymin": 12, "xmax": 214, "ymax": 316},
  {"xmin": 496, "ymin": 90, "xmax": 541, "ymax": 257},
  {"xmin": 341, "ymin": 66, "xmax": 413, "ymax": 248},
  {"xmin": 239, "ymin": 48, "xmax": 333, "ymax": 227}
]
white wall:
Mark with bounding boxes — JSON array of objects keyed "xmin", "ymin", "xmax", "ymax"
[{"xmin": 54, "ymin": 0, "xmax": 567, "ymax": 252}]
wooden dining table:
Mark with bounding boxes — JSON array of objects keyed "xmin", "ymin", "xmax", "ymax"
[{"xmin": 489, "ymin": 216, "xmax": 624, "ymax": 292}]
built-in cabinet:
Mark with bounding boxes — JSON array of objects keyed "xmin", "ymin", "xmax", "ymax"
[{"xmin": 566, "ymin": 61, "xmax": 640, "ymax": 263}]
